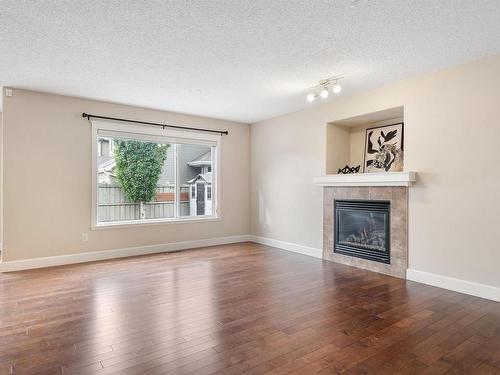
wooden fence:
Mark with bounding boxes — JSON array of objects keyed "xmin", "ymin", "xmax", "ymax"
[{"xmin": 98, "ymin": 184, "xmax": 190, "ymax": 222}]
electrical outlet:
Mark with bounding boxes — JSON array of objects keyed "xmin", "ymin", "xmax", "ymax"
[
  {"xmin": 5, "ymin": 88, "xmax": 13, "ymax": 97},
  {"xmin": 81, "ymin": 233, "xmax": 88, "ymax": 242}
]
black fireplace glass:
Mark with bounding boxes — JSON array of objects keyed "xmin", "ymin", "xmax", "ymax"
[{"xmin": 334, "ymin": 200, "xmax": 390, "ymax": 264}]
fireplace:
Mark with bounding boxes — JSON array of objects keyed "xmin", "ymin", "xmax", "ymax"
[{"xmin": 334, "ymin": 200, "xmax": 390, "ymax": 264}]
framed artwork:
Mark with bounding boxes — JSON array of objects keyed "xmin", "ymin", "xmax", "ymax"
[{"xmin": 363, "ymin": 122, "xmax": 404, "ymax": 173}]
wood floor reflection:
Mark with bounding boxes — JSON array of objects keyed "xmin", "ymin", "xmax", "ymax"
[{"xmin": 0, "ymin": 242, "xmax": 498, "ymax": 374}]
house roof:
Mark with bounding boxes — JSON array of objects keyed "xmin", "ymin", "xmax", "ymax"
[
  {"xmin": 98, "ymin": 156, "xmax": 115, "ymax": 172},
  {"xmin": 187, "ymin": 151, "xmax": 211, "ymax": 167},
  {"xmin": 188, "ymin": 173, "xmax": 212, "ymax": 184}
]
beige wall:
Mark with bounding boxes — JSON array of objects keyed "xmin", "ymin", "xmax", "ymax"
[
  {"xmin": 0, "ymin": 111, "xmax": 3, "ymax": 250},
  {"xmin": 326, "ymin": 124, "xmax": 350, "ymax": 174},
  {"xmin": 251, "ymin": 54, "xmax": 500, "ymax": 288},
  {"xmin": 1, "ymin": 89, "xmax": 250, "ymax": 261}
]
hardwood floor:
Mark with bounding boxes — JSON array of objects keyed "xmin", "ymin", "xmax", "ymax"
[{"xmin": 0, "ymin": 242, "xmax": 498, "ymax": 374}]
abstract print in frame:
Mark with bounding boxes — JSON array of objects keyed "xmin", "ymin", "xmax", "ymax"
[{"xmin": 363, "ymin": 122, "xmax": 404, "ymax": 172}]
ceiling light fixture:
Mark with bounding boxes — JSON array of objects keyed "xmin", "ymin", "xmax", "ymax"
[{"xmin": 306, "ymin": 76, "xmax": 344, "ymax": 102}]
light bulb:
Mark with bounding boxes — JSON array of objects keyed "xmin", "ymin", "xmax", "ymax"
[
  {"xmin": 320, "ymin": 88, "xmax": 329, "ymax": 98},
  {"xmin": 306, "ymin": 93, "xmax": 315, "ymax": 102},
  {"xmin": 332, "ymin": 83, "xmax": 342, "ymax": 94}
]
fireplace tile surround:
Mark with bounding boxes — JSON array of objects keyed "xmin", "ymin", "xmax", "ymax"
[{"xmin": 322, "ymin": 185, "xmax": 409, "ymax": 278}]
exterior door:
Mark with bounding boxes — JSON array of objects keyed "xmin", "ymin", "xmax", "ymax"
[{"xmin": 196, "ymin": 183, "xmax": 205, "ymax": 215}]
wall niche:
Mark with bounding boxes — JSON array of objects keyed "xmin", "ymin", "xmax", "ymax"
[{"xmin": 326, "ymin": 106, "xmax": 404, "ymax": 174}]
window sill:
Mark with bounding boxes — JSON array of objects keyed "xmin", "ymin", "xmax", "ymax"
[{"xmin": 91, "ymin": 215, "xmax": 221, "ymax": 230}]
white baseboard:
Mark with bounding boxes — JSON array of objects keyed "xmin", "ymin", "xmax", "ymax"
[
  {"xmin": 250, "ymin": 235, "xmax": 323, "ymax": 259},
  {"xmin": 0, "ymin": 235, "xmax": 252, "ymax": 272},
  {"xmin": 407, "ymin": 269, "xmax": 499, "ymax": 302}
]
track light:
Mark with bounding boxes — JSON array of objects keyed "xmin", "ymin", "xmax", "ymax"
[{"xmin": 305, "ymin": 76, "xmax": 344, "ymax": 102}]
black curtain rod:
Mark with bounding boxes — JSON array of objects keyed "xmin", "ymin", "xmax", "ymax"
[{"xmin": 82, "ymin": 113, "xmax": 229, "ymax": 136}]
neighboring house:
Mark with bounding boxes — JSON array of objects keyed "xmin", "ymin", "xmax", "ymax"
[
  {"xmin": 97, "ymin": 139, "xmax": 117, "ymax": 184},
  {"xmin": 187, "ymin": 150, "xmax": 213, "ymax": 216},
  {"xmin": 97, "ymin": 157, "xmax": 116, "ymax": 184},
  {"xmin": 97, "ymin": 139, "xmax": 212, "ymax": 216}
]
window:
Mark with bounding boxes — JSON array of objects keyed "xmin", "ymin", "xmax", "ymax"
[{"xmin": 92, "ymin": 120, "xmax": 219, "ymax": 227}]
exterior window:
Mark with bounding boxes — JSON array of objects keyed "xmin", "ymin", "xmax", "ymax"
[{"xmin": 93, "ymin": 122, "xmax": 218, "ymax": 227}]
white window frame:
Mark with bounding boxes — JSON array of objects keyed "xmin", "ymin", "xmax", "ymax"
[{"xmin": 91, "ymin": 120, "xmax": 221, "ymax": 229}]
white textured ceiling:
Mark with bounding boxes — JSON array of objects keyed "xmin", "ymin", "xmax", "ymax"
[{"xmin": 1, "ymin": 1, "xmax": 500, "ymax": 123}]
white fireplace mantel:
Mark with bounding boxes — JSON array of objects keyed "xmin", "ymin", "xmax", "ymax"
[{"xmin": 313, "ymin": 172, "xmax": 417, "ymax": 187}]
